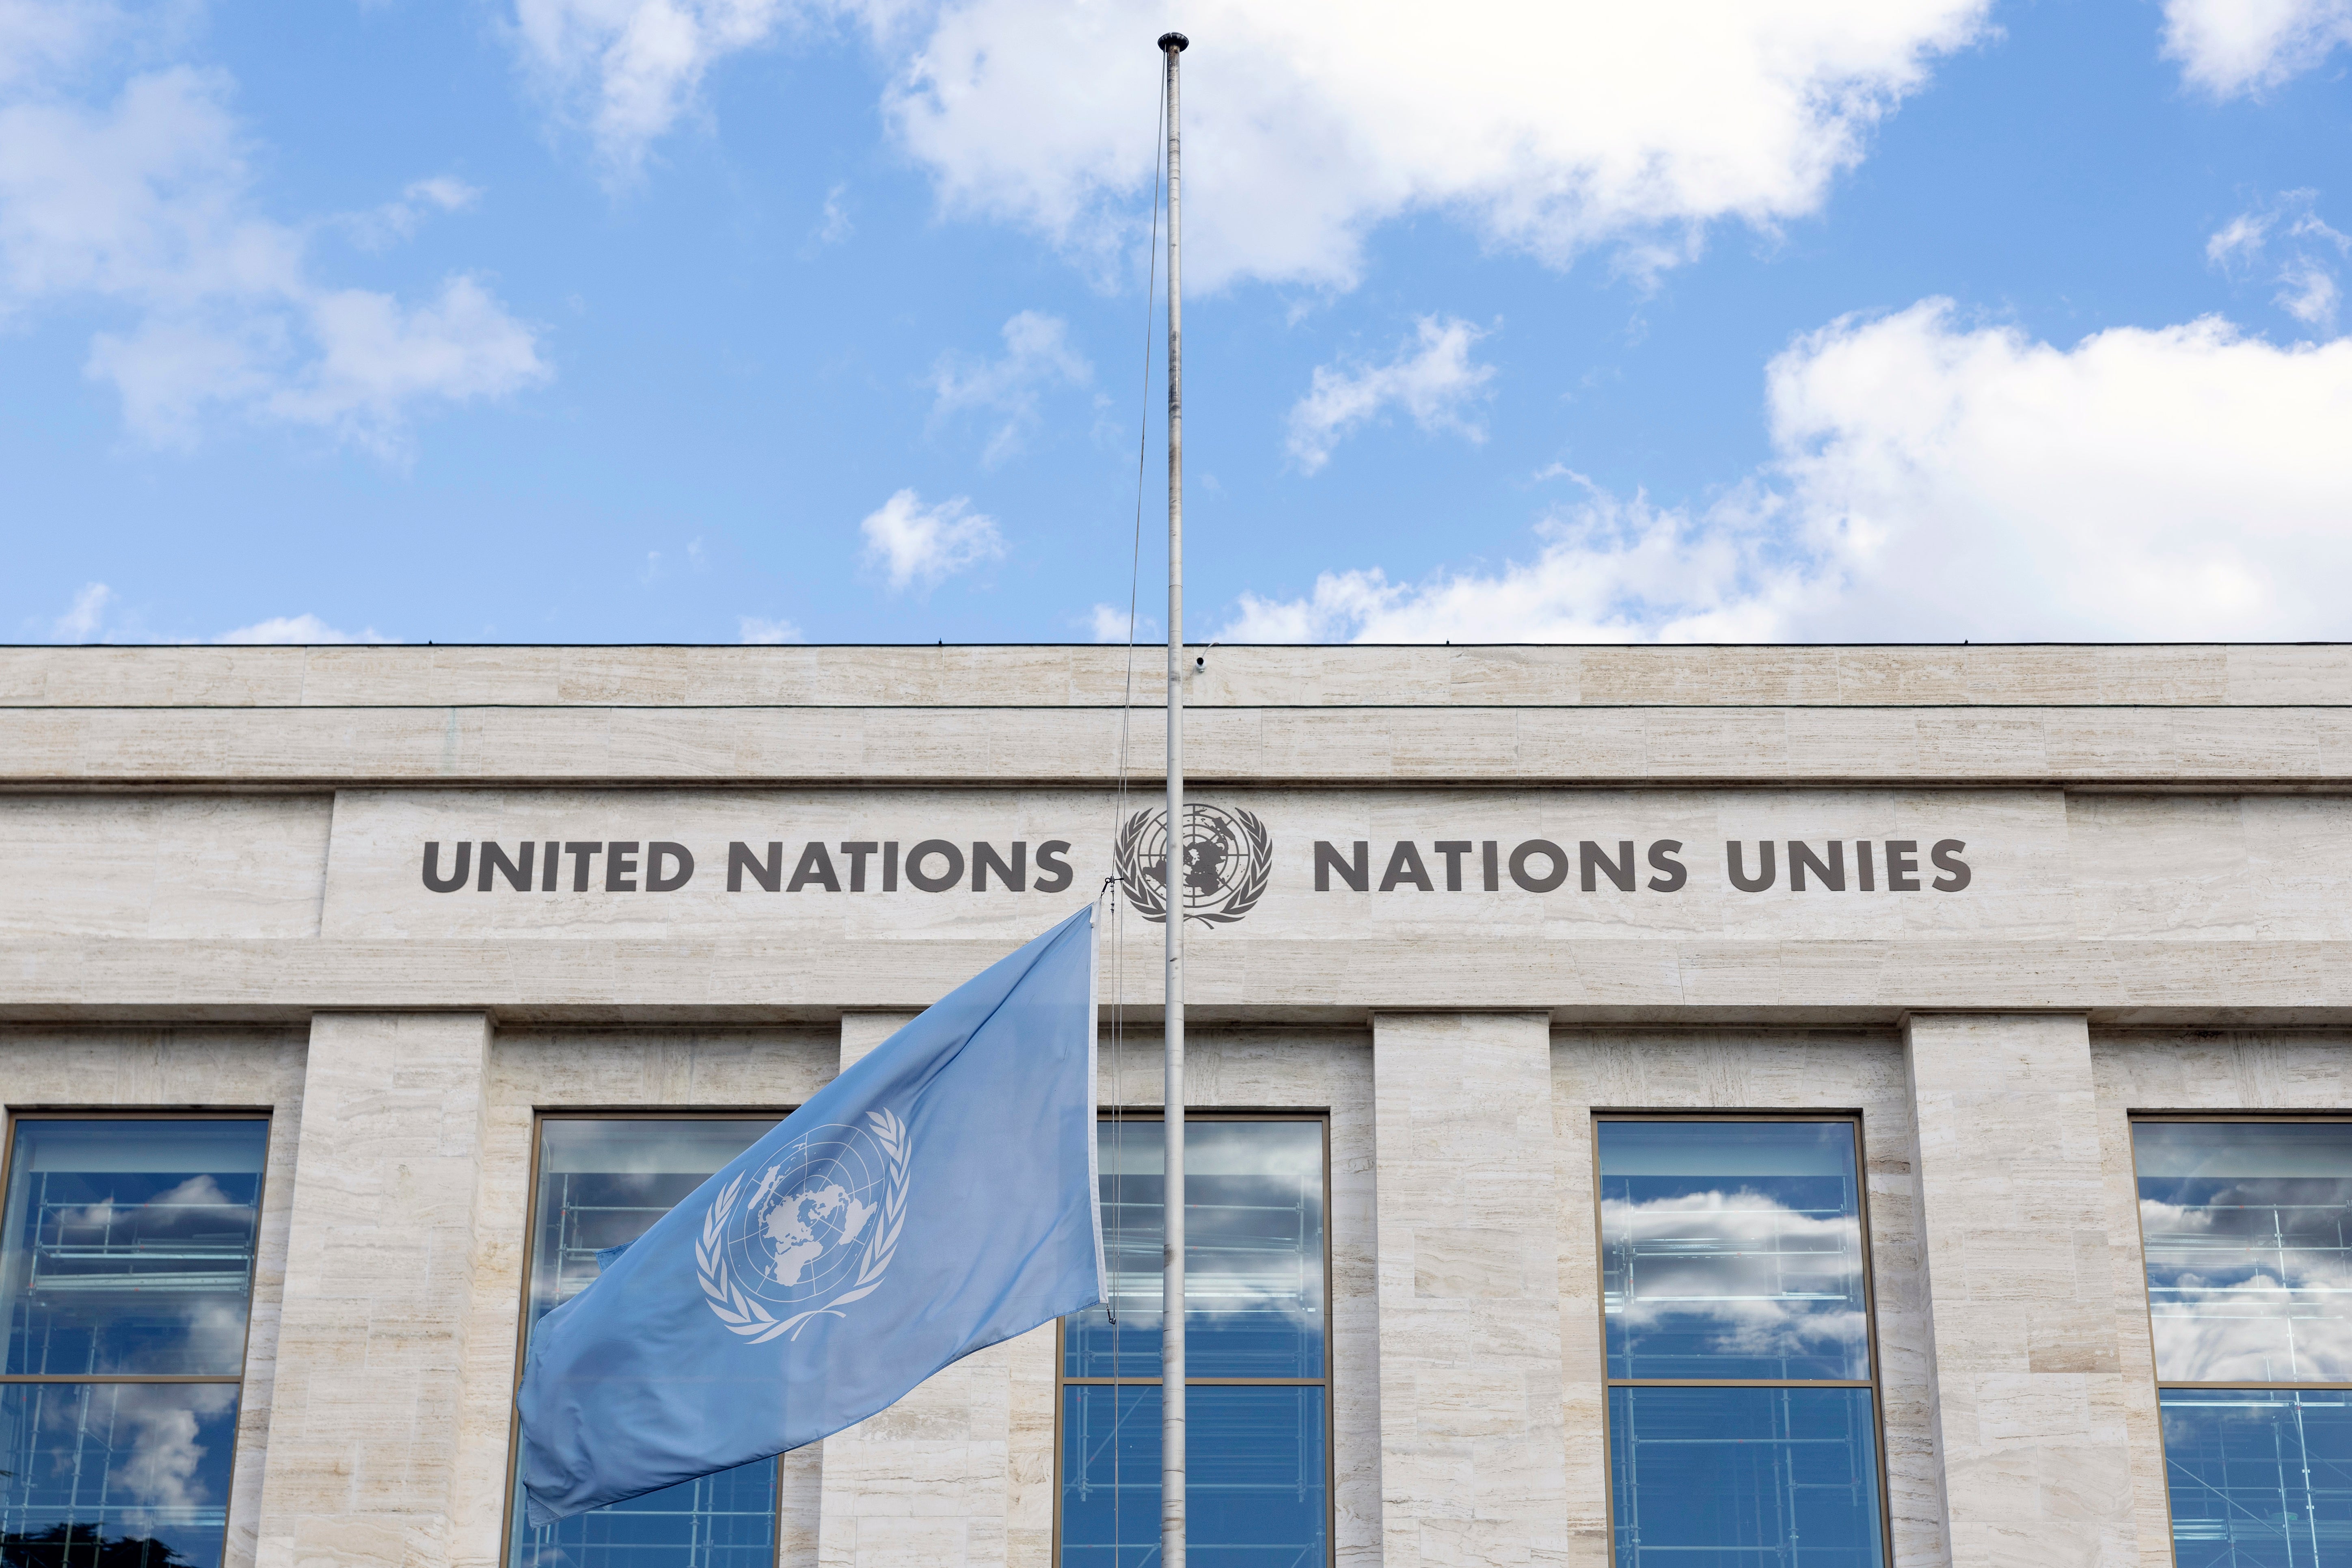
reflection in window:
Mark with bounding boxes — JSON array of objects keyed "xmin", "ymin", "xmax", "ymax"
[
  {"xmin": 1060, "ymin": 1385, "xmax": 1328, "ymax": 1568},
  {"xmin": 2135, "ymin": 1121, "xmax": 2352, "ymax": 1384},
  {"xmin": 2160, "ymin": 1389, "xmax": 2352, "ymax": 1567},
  {"xmin": 1607, "ymin": 1388, "xmax": 1884, "ymax": 1568},
  {"xmin": 1597, "ymin": 1120, "xmax": 1885, "ymax": 1568},
  {"xmin": 509, "ymin": 1119, "xmax": 782, "ymax": 1568},
  {"xmin": 0, "ymin": 1383, "xmax": 239, "ymax": 1568},
  {"xmin": 1057, "ymin": 1118, "xmax": 1329, "ymax": 1566},
  {"xmin": 1598, "ymin": 1120, "xmax": 1870, "ymax": 1381},
  {"xmin": 0, "ymin": 1118, "xmax": 268, "ymax": 1568},
  {"xmin": 2, "ymin": 1121, "xmax": 266, "ymax": 1378},
  {"xmin": 2135, "ymin": 1121, "xmax": 2352, "ymax": 1566}
]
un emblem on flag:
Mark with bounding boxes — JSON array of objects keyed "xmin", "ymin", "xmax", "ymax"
[
  {"xmin": 1114, "ymin": 803, "xmax": 1272, "ymax": 925},
  {"xmin": 697, "ymin": 1110, "xmax": 910, "ymax": 1343}
]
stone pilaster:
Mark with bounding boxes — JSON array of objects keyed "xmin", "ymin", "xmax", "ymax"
[
  {"xmin": 1374, "ymin": 1011, "xmax": 1567, "ymax": 1568},
  {"xmin": 254, "ymin": 1012, "xmax": 495, "ymax": 1568},
  {"xmin": 816, "ymin": 1013, "xmax": 1051, "ymax": 1568},
  {"xmin": 1904, "ymin": 1013, "xmax": 2138, "ymax": 1567}
]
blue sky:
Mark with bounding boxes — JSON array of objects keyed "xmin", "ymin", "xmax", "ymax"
[{"xmin": 6, "ymin": 0, "xmax": 2351, "ymax": 647}]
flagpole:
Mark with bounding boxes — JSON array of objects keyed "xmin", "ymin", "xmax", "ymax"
[{"xmin": 1157, "ymin": 27, "xmax": 1189, "ymax": 1568}]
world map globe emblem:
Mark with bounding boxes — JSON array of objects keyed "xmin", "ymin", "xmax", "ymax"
[
  {"xmin": 1113, "ymin": 803, "xmax": 1272, "ymax": 926},
  {"xmin": 698, "ymin": 1111, "xmax": 910, "ymax": 1342}
]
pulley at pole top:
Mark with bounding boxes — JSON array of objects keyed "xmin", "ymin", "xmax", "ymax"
[{"xmin": 1159, "ymin": 30, "xmax": 1188, "ymax": 51}]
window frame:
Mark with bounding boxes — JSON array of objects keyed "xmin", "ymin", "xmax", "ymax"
[
  {"xmin": 2124, "ymin": 1110, "xmax": 2352, "ymax": 1562},
  {"xmin": 498, "ymin": 1107, "xmax": 799, "ymax": 1568},
  {"xmin": 1049, "ymin": 1108, "xmax": 1337, "ymax": 1568},
  {"xmin": 0, "ymin": 1107, "xmax": 276, "ymax": 1568},
  {"xmin": 1590, "ymin": 1110, "xmax": 1894, "ymax": 1568}
]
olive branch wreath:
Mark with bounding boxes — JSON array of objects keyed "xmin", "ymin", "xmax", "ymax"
[
  {"xmin": 1113, "ymin": 806, "xmax": 1271, "ymax": 925},
  {"xmin": 696, "ymin": 1110, "xmax": 910, "ymax": 1344}
]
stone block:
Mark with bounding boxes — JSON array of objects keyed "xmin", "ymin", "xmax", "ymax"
[
  {"xmin": 1375, "ymin": 1011, "xmax": 1566, "ymax": 1568},
  {"xmin": 254, "ymin": 1013, "xmax": 493, "ymax": 1568},
  {"xmin": 1905, "ymin": 1013, "xmax": 2137, "ymax": 1568}
]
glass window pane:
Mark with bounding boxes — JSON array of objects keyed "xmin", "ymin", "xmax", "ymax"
[
  {"xmin": 1059, "ymin": 1384, "xmax": 1328, "ymax": 1568},
  {"xmin": 525, "ymin": 1120, "xmax": 780, "ymax": 1328},
  {"xmin": 1597, "ymin": 1121, "xmax": 1870, "ymax": 1381},
  {"xmin": 1607, "ymin": 1386, "xmax": 1885, "ymax": 1568},
  {"xmin": 2160, "ymin": 1389, "xmax": 2352, "ymax": 1567},
  {"xmin": 0, "ymin": 1382, "xmax": 239, "ymax": 1568},
  {"xmin": 1063, "ymin": 1121, "xmax": 1326, "ymax": 1381},
  {"xmin": 510, "ymin": 1119, "xmax": 782, "ymax": 1568},
  {"xmin": 2134, "ymin": 1121, "xmax": 2352, "ymax": 1383},
  {"xmin": 2, "ymin": 1119, "xmax": 270, "ymax": 1376}
]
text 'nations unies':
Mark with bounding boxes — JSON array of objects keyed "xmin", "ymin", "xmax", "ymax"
[{"xmin": 1311, "ymin": 838, "xmax": 1971, "ymax": 894}]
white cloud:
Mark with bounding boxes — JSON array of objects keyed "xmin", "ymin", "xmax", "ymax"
[
  {"xmin": 884, "ymin": 0, "xmax": 1993, "ymax": 291},
  {"xmin": 0, "ymin": 18, "xmax": 547, "ymax": 451},
  {"xmin": 508, "ymin": 0, "xmax": 809, "ymax": 179},
  {"xmin": 2164, "ymin": 0, "xmax": 2352, "ymax": 96},
  {"xmin": 215, "ymin": 613, "xmax": 394, "ymax": 644},
  {"xmin": 0, "ymin": 0, "xmax": 133, "ymax": 89},
  {"xmin": 927, "ymin": 309, "xmax": 1091, "ymax": 464},
  {"xmin": 340, "ymin": 174, "xmax": 481, "ymax": 251},
  {"xmin": 1088, "ymin": 601, "xmax": 1162, "ymax": 643},
  {"xmin": 858, "ymin": 487, "xmax": 1003, "ymax": 589},
  {"xmin": 52, "ymin": 580, "xmax": 113, "ymax": 639},
  {"xmin": 1225, "ymin": 489, "xmax": 1803, "ymax": 642},
  {"xmin": 505, "ymin": 0, "xmax": 1987, "ymax": 290},
  {"xmin": 2208, "ymin": 192, "xmax": 2350, "ymax": 331},
  {"xmin": 35, "ymin": 581, "xmax": 396, "ymax": 644},
  {"xmin": 739, "ymin": 614, "xmax": 803, "ymax": 643},
  {"xmin": 1286, "ymin": 315, "xmax": 1494, "ymax": 475},
  {"xmin": 817, "ymin": 180, "xmax": 851, "ymax": 244},
  {"xmin": 1229, "ymin": 299, "xmax": 2352, "ymax": 643},
  {"xmin": 2280, "ymin": 260, "xmax": 2343, "ymax": 328}
]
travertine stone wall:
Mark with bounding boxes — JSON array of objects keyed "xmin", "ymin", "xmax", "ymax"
[
  {"xmin": 1904, "ymin": 1014, "xmax": 2136, "ymax": 1568},
  {"xmin": 0, "ymin": 795, "xmax": 331, "ymax": 939},
  {"xmin": 255, "ymin": 1013, "xmax": 495, "ymax": 1568},
  {"xmin": 1552, "ymin": 1029, "xmax": 1942, "ymax": 1568},
  {"xmin": 453, "ymin": 1027, "xmax": 837, "ymax": 1568},
  {"xmin": 1373, "ymin": 1012, "xmax": 1565, "ymax": 1568},
  {"xmin": 8, "ymin": 641, "xmax": 2347, "ymax": 711},
  {"xmin": 2089, "ymin": 1029, "xmax": 2352, "ymax": 1564},
  {"xmin": 0, "ymin": 1025, "xmax": 307, "ymax": 1568}
]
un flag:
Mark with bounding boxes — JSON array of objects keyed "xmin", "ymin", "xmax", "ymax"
[{"xmin": 517, "ymin": 904, "xmax": 1105, "ymax": 1524}]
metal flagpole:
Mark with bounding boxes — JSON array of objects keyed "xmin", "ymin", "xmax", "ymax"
[{"xmin": 1157, "ymin": 26, "xmax": 1188, "ymax": 1568}]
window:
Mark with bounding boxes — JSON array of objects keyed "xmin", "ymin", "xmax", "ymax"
[
  {"xmin": 0, "ymin": 1115, "xmax": 271, "ymax": 1568},
  {"xmin": 507, "ymin": 1117, "xmax": 784, "ymax": 1568},
  {"xmin": 1056, "ymin": 1116, "xmax": 1330, "ymax": 1567},
  {"xmin": 2133, "ymin": 1119, "xmax": 2352, "ymax": 1566},
  {"xmin": 1596, "ymin": 1118, "xmax": 1888, "ymax": 1568}
]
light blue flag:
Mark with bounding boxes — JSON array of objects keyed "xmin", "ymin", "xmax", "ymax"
[{"xmin": 517, "ymin": 905, "xmax": 1104, "ymax": 1525}]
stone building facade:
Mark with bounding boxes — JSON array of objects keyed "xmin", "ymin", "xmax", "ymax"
[{"xmin": 5, "ymin": 641, "xmax": 2352, "ymax": 1568}]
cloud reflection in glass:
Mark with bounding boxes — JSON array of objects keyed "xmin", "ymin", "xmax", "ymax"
[
  {"xmin": 1598, "ymin": 1121, "xmax": 1871, "ymax": 1382},
  {"xmin": 0, "ymin": 1121, "xmax": 269, "ymax": 1379},
  {"xmin": 1063, "ymin": 1119, "xmax": 1325, "ymax": 1381},
  {"xmin": 2136, "ymin": 1122, "xmax": 2352, "ymax": 1384}
]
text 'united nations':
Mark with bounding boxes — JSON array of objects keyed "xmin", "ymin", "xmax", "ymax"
[{"xmin": 417, "ymin": 836, "xmax": 1973, "ymax": 895}]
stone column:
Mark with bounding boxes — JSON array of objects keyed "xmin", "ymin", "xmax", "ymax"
[
  {"xmin": 816, "ymin": 1014, "xmax": 1053, "ymax": 1568},
  {"xmin": 1903, "ymin": 1013, "xmax": 2138, "ymax": 1568},
  {"xmin": 254, "ymin": 1012, "xmax": 495, "ymax": 1568},
  {"xmin": 1373, "ymin": 1011, "xmax": 1567, "ymax": 1568}
]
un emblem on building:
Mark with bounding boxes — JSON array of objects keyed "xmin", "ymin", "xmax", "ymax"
[
  {"xmin": 1114, "ymin": 803, "xmax": 1272, "ymax": 926},
  {"xmin": 697, "ymin": 1111, "xmax": 909, "ymax": 1343}
]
